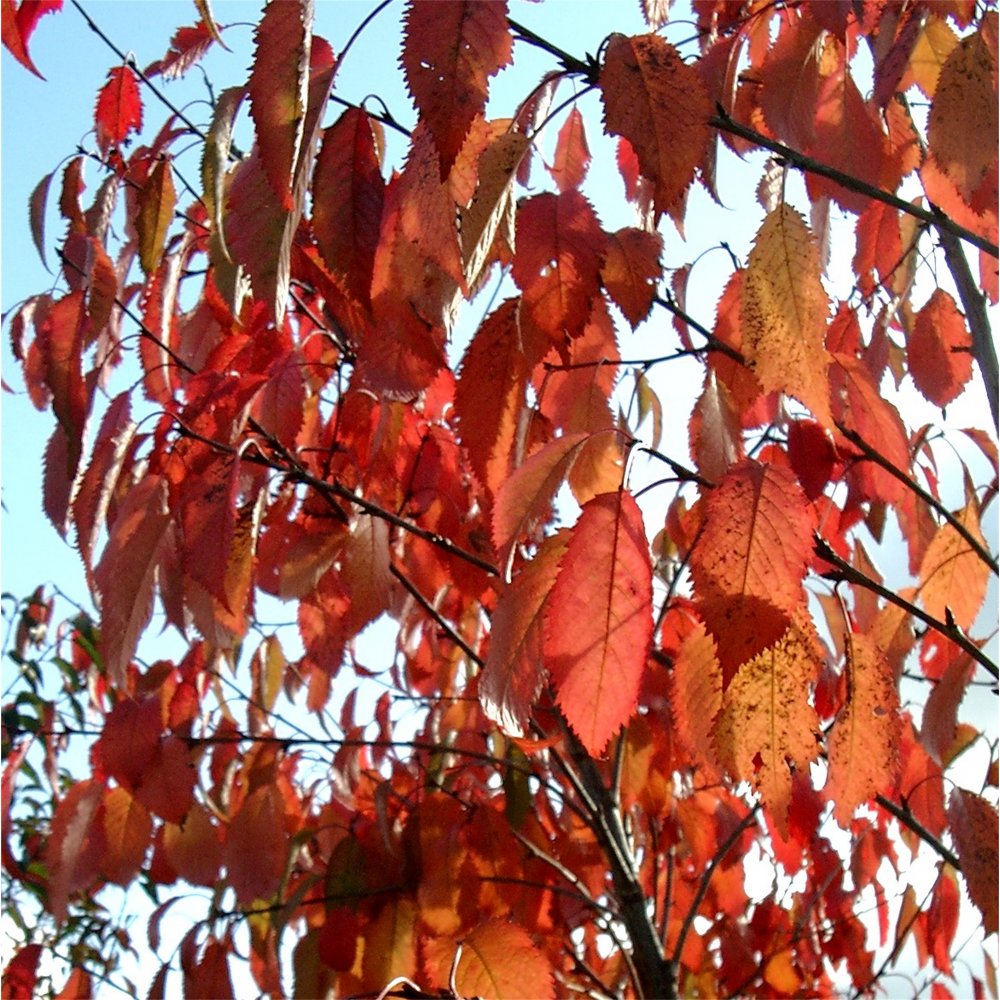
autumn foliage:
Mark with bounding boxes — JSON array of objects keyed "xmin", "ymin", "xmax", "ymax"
[{"xmin": 1, "ymin": 1, "xmax": 998, "ymax": 998}]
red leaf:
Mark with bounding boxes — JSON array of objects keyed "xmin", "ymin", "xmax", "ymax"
[
  {"xmin": 184, "ymin": 937, "xmax": 235, "ymax": 1000},
  {"xmin": 908, "ymin": 289, "xmax": 973, "ymax": 407},
  {"xmin": 600, "ymin": 227, "xmax": 663, "ymax": 328},
  {"xmin": 480, "ymin": 531, "xmax": 568, "ymax": 737},
  {"xmin": 512, "ymin": 190, "xmax": 606, "ymax": 340},
  {"xmin": 545, "ymin": 490, "xmax": 653, "ymax": 755},
  {"xmin": 853, "ymin": 202, "xmax": 902, "ymax": 301},
  {"xmin": 2, "ymin": 0, "xmax": 61, "ymax": 77},
  {"xmin": 600, "ymin": 33, "xmax": 713, "ymax": 222},
  {"xmin": 145, "ymin": 22, "xmax": 217, "ymax": 80},
  {"xmin": 548, "ymin": 107, "xmax": 591, "ymax": 192},
  {"xmin": 690, "ymin": 460, "xmax": 816, "ymax": 684},
  {"xmin": 401, "ymin": 0, "xmax": 512, "ymax": 179},
  {"xmin": 948, "ymin": 789, "xmax": 999, "ymax": 936},
  {"xmin": 134, "ymin": 735, "xmax": 196, "ymax": 825},
  {"xmin": 317, "ymin": 908, "xmax": 359, "ymax": 971},
  {"xmin": 94, "ymin": 474, "xmax": 170, "ymax": 688},
  {"xmin": 163, "ymin": 802, "xmax": 223, "ymax": 887},
  {"xmin": 96, "ymin": 695, "xmax": 162, "ymax": 792},
  {"xmin": 2, "ymin": 944, "xmax": 43, "ymax": 998},
  {"xmin": 248, "ymin": 0, "xmax": 312, "ymax": 210},
  {"xmin": 45, "ymin": 778, "xmax": 106, "ymax": 922},
  {"xmin": 455, "ymin": 298, "xmax": 529, "ymax": 501},
  {"xmin": 313, "ymin": 107, "xmax": 385, "ymax": 305},
  {"xmin": 28, "ymin": 169, "xmax": 53, "ymax": 270},
  {"xmin": 94, "ymin": 65, "xmax": 142, "ymax": 156}
]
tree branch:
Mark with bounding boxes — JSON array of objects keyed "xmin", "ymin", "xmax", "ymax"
[
  {"xmin": 875, "ymin": 794, "xmax": 961, "ymax": 870},
  {"xmin": 709, "ymin": 109, "xmax": 998, "ymax": 259}
]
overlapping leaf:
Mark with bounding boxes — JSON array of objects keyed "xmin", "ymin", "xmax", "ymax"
[
  {"xmin": 600, "ymin": 32, "xmax": 712, "ymax": 221},
  {"xmin": 94, "ymin": 65, "xmax": 142, "ymax": 155},
  {"xmin": 401, "ymin": 0, "xmax": 512, "ymax": 179},
  {"xmin": 544, "ymin": 490, "xmax": 653, "ymax": 755}
]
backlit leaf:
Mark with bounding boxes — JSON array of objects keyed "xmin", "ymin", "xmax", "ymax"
[
  {"xmin": 45, "ymin": 779, "xmax": 106, "ymax": 922},
  {"xmin": 742, "ymin": 206, "xmax": 831, "ymax": 427},
  {"xmin": 908, "ymin": 289, "xmax": 973, "ymax": 407},
  {"xmin": 714, "ymin": 616, "xmax": 822, "ymax": 838},
  {"xmin": 94, "ymin": 474, "xmax": 170, "ymax": 689},
  {"xmin": 401, "ymin": 0, "xmax": 512, "ymax": 179},
  {"xmin": 94, "ymin": 65, "xmax": 142, "ymax": 156},
  {"xmin": 948, "ymin": 789, "xmax": 999, "ymax": 936},
  {"xmin": 600, "ymin": 33, "xmax": 712, "ymax": 221},
  {"xmin": 690, "ymin": 460, "xmax": 816, "ymax": 684},
  {"xmin": 452, "ymin": 920, "xmax": 555, "ymax": 1000},
  {"xmin": 600, "ymin": 227, "xmax": 662, "ymax": 328},
  {"xmin": 225, "ymin": 783, "xmax": 287, "ymax": 904},
  {"xmin": 825, "ymin": 633, "xmax": 901, "ymax": 825},
  {"xmin": 545, "ymin": 490, "xmax": 653, "ymax": 755},
  {"xmin": 145, "ymin": 21, "xmax": 217, "ymax": 80},
  {"xmin": 136, "ymin": 157, "xmax": 176, "ymax": 276},
  {"xmin": 163, "ymin": 802, "xmax": 223, "ymax": 887},
  {"xmin": 918, "ymin": 499, "xmax": 990, "ymax": 631},
  {"xmin": 101, "ymin": 786, "xmax": 152, "ymax": 886},
  {"xmin": 548, "ymin": 107, "xmax": 590, "ymax": 192},
  {"xmin": 480, "ymin": 531, "xmax": 568, "ymax": 737}
]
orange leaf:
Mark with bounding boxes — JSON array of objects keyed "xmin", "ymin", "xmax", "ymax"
[
  {"xmin": 669, "ymin": 620, "xmax": 723, "ymax": 781},
  {"xmin": 918, "ymin": 499, "xmax": 990, "ymax": 632},
  {"xmin": 908, "ymin": 289, "xmax": 973, "ymax": 407},
  {"xmin": 600, "ymin": 227, "xmax": 663, "ymax": 329},
  {"xmin": 713, "ymin": 616, "xmax": 822, "ymax": 838},
  {"xmin": 313, "ymin": 107, "xmax": 384, "ymax": 305},
  {"xmin": 134, "ymin": 736, "xmax": 196, "ymax": 824},
  {"xmin": 544, "ymin": 490, "xmax": 653, "ymax": 755},
  {"xmin": 163, "ymin": 802, "xmax": 223, "ymax": 887},
  {"xmin": 101, "ymin": 786, "xmax": 152, "ymax": 886},
  {"xmin": 340, "ymin": 514, "xmax": 392, "ymax": 635},
  {"xmin": 742, "ymin": 205, "xmax": 831, "ymax": 427},
  {"xmin": 757, "ymin": 14, "xmax": 823, "ymax": 151},
  {"xmin": 599, "ymin": 33, "xmax": 712, "ymax": 222},
  {"xmin": 491, "ymin": 431, "xmax": 590, "ymax": 567},
  {"xmin": 93, "ymin": 65, "xmax": 142, "ymax": 155},
  {"xmin": 853, "ymin": 202, "xmax": 902, "ymax": 301},
  {"xmin": 948, "ymin": 789, "xmax": 999, "ymax": 936},
  {"xmin": 452, "ymin": 920, "xmax": 555, "ymax": 1000},
  {"xmin": 94, "ymin": 475, "xmax": 170, "ymax": 689},
  {"xmin": 927, "ymin": 17, "xmax": 998, "ymax": 200},
  {"xmin": 548, "ymin": 106, "xmax": 591, "ymax": 192},
  {"xmin": 480, "ymin": 531, "xmax": 568, "ymax": 737},
  {"xmin": 224, "ymin": 784, "xmax": 286, "ymax": 904},
  {"xmin": 455, "ymin": 299, "xmax": 529, "ymax": 501},
  {"xmin": 825, "ymin": 633, "xmax": 901, "ymax": 825},
  {"xmin": 512, "ymin": 190, "xmax": 607, "ymax": 341},
  {"xmin": 401, "ymin": 0, "xmax": 512, "ymax": 179},
  {"xmin": 136, "ymin": 157, "xmax": 176, "ymax": 276},
  {"xmin": 360, "ymin": 896, "xmax": 417, "ymax": 989},
  {"xmin": 690, "ymin": 460, "xmax": 816, "ymax": 684}
]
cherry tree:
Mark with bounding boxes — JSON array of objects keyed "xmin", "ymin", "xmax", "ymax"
[{"xmin": 2, "ymin": 0, "xmax": 997, "ymax": 997}]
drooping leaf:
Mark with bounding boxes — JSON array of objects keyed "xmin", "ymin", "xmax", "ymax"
[
  {"xmin": 669, "ymin": 620, "xmax": 723, "ymax": 781},
  {"xmin": 163, "ymin": 802, "xmax": 223, "ymax": 887},
  {"xmin": 825, "ymin": 633, "xmax": 901, "ymax": 825},
  {"xmin": 450, "ymin": 920, "xmax": 555, "ymax": 1000},
  {"xmin": 28, "ymin": 169, "xmax": 53, "ymax": 271},
  {"xmin": 741, "ymin": 205, "xmax": 831, "ymax": 427},
  {"xmin": 133, "ymin": 735, "xmax": 196, "ymax": 824},
  {"xmin": 145, "ymin": 21, "xmax": 217, "ymax": 79},
  {"xmin": 45, "ymin": 779, "xmax": 106, "ymax": 922},
  {"xmin": 94, "ymin": 65, "xmax": 142, "ymax": 156},
  {"xmin": 248, "ymin": 0, "xmax": 313, "ymax": 210},
  {"xmin": 690, "ymin": 460, "xmax": 817, "ymax": 684},
  {"xmin": 548, "ymin": 106, "xmax": 591, "ymax": 192},
  {"xmin": 926, "ymin": 18, "xmax": 998, "ymax": 200},
  {"xmin": 600, "ymin": 227, "xmax": 663, "ymax": 328},
  {"xmin": 136, "ymin": 157, "xmax": 176, "ymax": 276},
  {"xmin": 512, "ymin": 190, "xmax": 607, "ymax": 341},
  {"xmin": 599, "ymin": 32, "xmax": 712, "ymax": 222},
  {"xmin": 201, "ymin": 85, "xmax": 245, "ymax": 265},
  {"xmin": 948, "ymin": 789, "xmax": 999, "ymax": 936},
  {"xmin": 491, "ymin": 431, "xmax": 590, "ymax": 567},
  {"xmin": 544, "ymin": 490, "xmax": 653, "ymax": 755},
  {"xmin": 480, "ymin": 531, "xmax": 568, "ymax": 737},
  {"xmin": 313, "ymin": 107, "xmax": 385, "ymax": 305},
  {"xmin": 918, "ymin": 499, "xmax": 990, "ymax": 632},
  {"xmin": 340, "ymin": 514, "xmax": 392, "ymax": 635},
  {"xmin": 853, "ymin": 202, "xmax": 902, "ymax": 301},
  {"xmin": 908, "ymin": 289, "xmax": 973, "ymax": 407},
  {"xmin": 713, "ymin": 615, "xmax": 822, "ymax": 838},
  {"xmin": 94, "ymin": 474, "xmax": 169, "ymax": 689},
  {"xmin": 101, "ymin": 786, "xmax": 152, "ymax": 886},
  {"xmin": 401, "ymin": 0, "xmax": 512, "ymax": 179},
  {"xmin": 2, "ymin": 0, "xmax": 62, "ymax": 77},
  {"xmin": 455, "ymin": 298, "xmax": 529, "ymax": 502}
]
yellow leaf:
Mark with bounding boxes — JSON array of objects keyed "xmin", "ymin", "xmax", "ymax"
[{"xmin": 742, "ymin": 205, "xmax": 831, "ymax": 427}]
